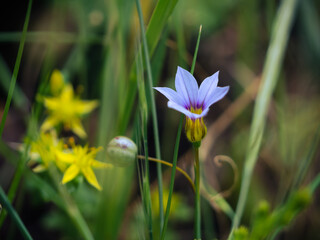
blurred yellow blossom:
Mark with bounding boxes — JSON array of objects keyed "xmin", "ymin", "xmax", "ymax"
[
  {"xmin": 56, "ymin": 145, "xmax": 112, "ymax": 190},
  {"xmin": 50, "ymin": 69, "xmax": 65, "ymax": 95},
  {"xmin": 30, "ymin": 130, "xmax": 66, "ymax": 172},
  {"xmin": 41, "ymin": 84, "xmax": 98, "ymax": 138}
]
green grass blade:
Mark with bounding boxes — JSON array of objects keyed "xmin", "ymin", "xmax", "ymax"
[
  {"xmin": 136, "ymin": 33, "xmax": 154, "ymax": 240},
  {"xmin": 0, "ymin": 187, "xmax": 33, "ymax": 240},
  {"xmin": 161, "ymin": 25, "xmax": 202, "ymax": 240},
  {"xmin": 118, "ymin": 0, "xmax": 179, "ymax": 134},
  {"xmin": 145, "ymin": 0, "xmax": 179, "ymax": 57},
  {"xmin": 0, "ymin": 0, "xmax": 33, "ymax": 228},
  {"xmin": 230, "ymin": 0, "xmax": 300, "ymax": 235},
  {"xmin": 0, "ymin": 0, "xmax": 32, "ymax": 137},
  {"xmin": 135, "ymin": 0, "xmax": 165, "ymax": 232},
  {"xmin": 0, "ymin": 55, "xmax": 29, "ymax": 110},
  {"xmin": 290, "ymin": 126, "xmax": 320, "ymax": 192}
]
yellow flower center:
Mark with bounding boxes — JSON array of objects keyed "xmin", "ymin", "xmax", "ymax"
[{"xmin": 185, "ymin": 107, "xmax": 207, "ymax": 143}]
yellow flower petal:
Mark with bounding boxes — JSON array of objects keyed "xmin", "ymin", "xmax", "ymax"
[
  {"xmin": 60, "ymin": 84, "xmax": 74, "ymax": 101},
  {"xmin": 56, "ymin": 151, "xmax": 74, "ymax": 164},
  {"xmin": 75, "ymin": 100, "xmax": 99, "ymax": 114},
  {"xmin": 50, "ymin": 70, "xmax": 65, "ymax": 95},
  {"xmin": 70, "ymin": 119, "xmax": 87, "ymax": 138},
  {"xmin": 82, "ymin": 167, "xmax": 102, "ymax": 190},
  {"xmin": 90, "ymin": 160, "xmax": 112, "ymax": 169},
  {"xmin": 44, "ymin": 97, "xmax": 60, "ymax": 110},
  {"xmin": 62, "ymin": 164, "xmax": 80, "ymax": 184},
  {"xmin": 41, "ymin": 116, "xmax": 59, "ymax": 132}
]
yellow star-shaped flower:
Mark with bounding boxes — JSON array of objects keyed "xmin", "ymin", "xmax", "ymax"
[
  {"xmin": 30, "ymin": 130, "xmax": 66, "ymax": 172},
  {"xmin": 56, "ymin": 145, "xmax": 112, "ymax": 190},
  {"xmin": 41, "ymin": 84, "xmax": 98, "ymax": 138}
]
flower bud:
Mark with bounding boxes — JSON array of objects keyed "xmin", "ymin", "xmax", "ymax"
[
  {"xmin": 107, "ymin": 136, "xmax": 137, "ymax": 167},
  {"xmin": 185, "ymin": 117, "xmax": 207, "ymax": 143}
]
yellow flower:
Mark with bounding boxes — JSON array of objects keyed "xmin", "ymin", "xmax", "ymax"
[
  {"xmin": 41, "ymin": 84, "xmax": 98, "ymax": 138},
  {"xmin": 56, "ymin": 145, "xmax": 112, "ymax": 190},
  {"xmin": 30, "ymin": 130, "xmax": 66, "ymax": 172}
]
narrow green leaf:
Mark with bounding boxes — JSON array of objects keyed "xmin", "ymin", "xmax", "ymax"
[
  {"xmin": 230, "ymin": 0, "xmax": 300, "ymax": 236},
  {"xmin": 0, "ymin": 186, "xmax": 33, "ymax": 240},
  {"xmin": 118, "ymin": 0, "xmax": 179, "ymax": 134}
]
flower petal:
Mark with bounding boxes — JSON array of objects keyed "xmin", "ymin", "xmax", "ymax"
[
  {"xmin": 197, "ymin": 71, "xmax": 219, "ymax": 108},
  {"xmin": 168, "ymin": 101, "xmax": 209, "ymax": 119},
  {"xmin": 82, "ymin": 167, "xmax": 102, "ymax": 190},
  {"xmin": 74, "ymin": 100, "xmax": 99, "ymax": 115},
  {"xmin": 153, "ymin": 87, "xmax": 185, "ymax": 106},
  {"xmin": 41, "ymin": 116, "xmax": 59, "ymax": 132},
  {"xmin": 56, "ymin": 151, "xmax": 74, "ymax": 164},
  {"xmin": 90, "ymin": 159, "xmax": 112, "ymax": 169},
  {"xmin": 62, "ymin": 164, "xmax": 80, "ymax": 184},
  {"xmin": 203, "ymin": 86, "xmax": 229, "ymax": 109},
  {"xmin": 70, "ymin": 119, "xmax": 87, "ymax": 138},
  {"xmin": 175, "ymin": 66, "xmax": 198, "ymax": 108}
]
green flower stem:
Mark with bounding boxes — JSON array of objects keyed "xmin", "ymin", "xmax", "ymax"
[
  {"xmin": 229, "ymin": 0, "xmax": 299, "ymax": 237},
  {"xmin": 193, "ymin": 144, "xmax": 201, "ymax": 240},
  {"xmin": 0, "ymin": 186, "xmax": 32, "ymax": 240},
  {"xmin": 160, "ymin": 25, "xmax": 202, "ymax": 240},
  {"xmin": 48, "ymin": 166, "xmax": 94, "ymax": 240},
  {"xmin": 160, "ymin": 115, "xmax": 183, "ymax": 240}
]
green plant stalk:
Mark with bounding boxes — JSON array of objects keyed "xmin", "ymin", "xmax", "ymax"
[
  {"xmin": 118, "ymin": 0, "xmax": 178, "ymax": 134},
  {"xmin": 193, "ymin": 145, "xmax": 201, "ymax": 239},
  {"xmin": 160, "ymin": 116, "xmax": 183, "ymax": 240},
  {"xmin": 136, "ymin": 34, "xmax": 154, "ymax": 240},
  {"xmin": 160, "ymin": 25, "xmax": 202, "ymax": 240},
  {"xmin": 229, "ymin": 0, "xmax": 299, "ymax": 236},
  {"xmin": 135, "ymin": 0, "xmax": 164, "ymax": 231},
  {"xmin": 0, "ymin": 186, "xmax": 32, "ymax": 240},
  {"xmin": 48, "ymin": 166, "xmax": 94, "ymax": 240},
  {"xmin": 0, "ymin": 0, "xmax": 32, "ymax": 227},
  {"xmin": 310, "ymin": 173, "xmax": 320, "ymax": 193},
  {"xmin": 143, "ymin": 125, "xmax": 153, "ymax": 240},
  {"xmin": 0, "ymin": 0, "xmax": 32, "ymax": 137},
  {"xmin": 0, "ymin": 146, "xmax": 29, "ymax": 227}
]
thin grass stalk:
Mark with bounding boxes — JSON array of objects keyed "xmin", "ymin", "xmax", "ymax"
[
  {"xmin": 48, "ymin": 166, "xmax": 94, "ymax": 240},
  {"xmin": 135, "ymin": 0, "xmax": 164, "ymax": 231},
  {"xmin": 290, "ymin": 125, "xmax": 320, "ymax": 192},
  {"xmin": 160, "ymin": 25, "xmax": 202, "ymax": 240},
  {"xmin": 118, "ymin": 0, "xmax": 178, "ymax": 134},
  {"xmin": 229, "ymin": 0, "xmax": 299, "ymax": 236},
  {"xmin": 310, "ymin": 173, "xmax": 320, "ymax": 193},
  {"xmin": 0, "ymin": 0, "xmax": 32, "ymax": 227},
  {"xmin": 136, "ymin": 35, "xmax": 154, "ymax": 240},
  {"xmin": 0, "ymin": 0, "xmax": 32, "ymax": 137},
  {"xmin": 142, "ymin": 124, "xmax": 153, "ymax": 240},
  {"xmin": 0, "ymin": 186, "xmax": 32, "ymax": 240}
]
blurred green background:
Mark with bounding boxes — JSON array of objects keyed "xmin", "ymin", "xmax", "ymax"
[{"xmin": 0, "ymin": 0, "xmax": 319, "ymax": 239}]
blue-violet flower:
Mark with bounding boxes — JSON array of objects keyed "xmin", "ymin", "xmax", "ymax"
[{"xmin": 154, "ymin": 66, "xmax": 229, "ymax": 142}]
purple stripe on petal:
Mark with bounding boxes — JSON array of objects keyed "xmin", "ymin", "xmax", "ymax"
[
  {"xmin": 154, "ymin": 87, "xmax": 185, "ymax": 106},
  {"xmin": 168, "ymin": 101, "xmax": 193, "ymax": 118},
  {"xmin": 175, "ymin": 66, "xmax": 198, "ymax": 108},
  {"xmin": 203, "ymin": 86, "xmax": 229, "ymax": 109},
  {"xmin": 197, "ymin": 71, "xmax": 219, "ymax": 108},
  {"xmin": 168, "ymin": 101, "xmax": 209, "ymax": 120}
]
